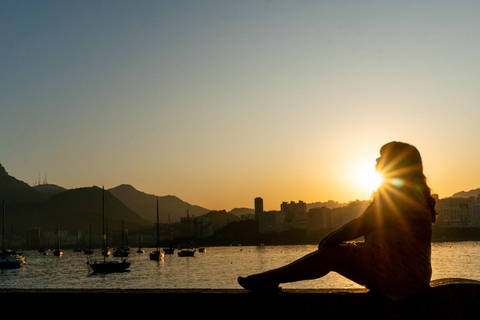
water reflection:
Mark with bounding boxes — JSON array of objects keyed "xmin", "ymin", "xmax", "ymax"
[{"xmin": 1, "ymin": 242, "xmax": 479, "ymax": 289}]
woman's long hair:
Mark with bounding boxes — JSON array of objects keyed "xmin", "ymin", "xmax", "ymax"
[{"xmin": 376, "ymin": 141, "xmax": 438, "ymax": 223}]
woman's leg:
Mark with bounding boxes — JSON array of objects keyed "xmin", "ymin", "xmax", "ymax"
[{"xmin": 238, "ymin": 245, "xmax": 371, "ymax": 290}]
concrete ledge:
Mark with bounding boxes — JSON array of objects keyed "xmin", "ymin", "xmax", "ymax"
[{"xmin": 1, "ymin": 278, "xmax": 479, "ymax": 319}]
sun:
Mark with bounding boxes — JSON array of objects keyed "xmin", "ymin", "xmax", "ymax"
[{"xmin": 355, "ymin": 164, "xmax": 383, "ymax": 194}]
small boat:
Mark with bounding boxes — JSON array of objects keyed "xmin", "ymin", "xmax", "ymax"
[
  {"xmin": 113, "ymin": 246, "xmax": 129, "ymax": 257},
  {"xmin": 102, "ymin": 248, "xmax": 111, "ymax": 257},
  {"xmin": 0, "ymin": 201, "xmax": 25, "ymax": 269},
  {"xmin": 137, "ymin": 227, "xmax": 144, "ymax": 253},
  {"xmin": 150, "ymin": 197, "xmax": 164, "ymax": 261},
  {"xmin": 53, "ymin": 221, "xmax": 63, "ymax": 257},
  {"xmin": 178, "ymin": 249, "xmax": 195, "ymax": 257},
  {"xmin": 84, "ymin": 224, "xmax": 94, "ymax": 255},
  {"xmin": 87, "ymin": 187, "xmax": 130, "ymax": 273},
  {"xmin": 199, "ymin": 247, "xmax": 206, "ymax": 253},
  {"xmin": 0, "ymin": 250, "xmax": 25, "ymax": 269},
  {"xmin": 73, "ymin": 233, "xmax": 82, "ymax": 252},
  {"xmin": 163, "ymin": 247, "xmax": 175, "ymax": 254},
  {"xmin": 86, "ymin": 259, "xmax": 130, "ymax": 273},
  {"xmin": 113, "ymin": 221, "xmax": 130, "ymax": 257},
  {"xmin": 149, "ymin": 250, "xmax": 164, "ymax": 260}
]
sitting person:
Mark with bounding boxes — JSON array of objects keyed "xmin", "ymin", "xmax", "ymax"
[{"xmin": 238, "ymin": 141, "xmax": 438, "ymax": 300}]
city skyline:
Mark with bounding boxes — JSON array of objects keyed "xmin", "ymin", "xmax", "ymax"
[{"xmin": 2, "ymin": 1, "xmax": 480, "ymax": 211}]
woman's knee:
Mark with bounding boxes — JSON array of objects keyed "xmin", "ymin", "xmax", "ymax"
[{"xmin": 318, "ymin": 245, "xmax": 357, "ymax": 270}]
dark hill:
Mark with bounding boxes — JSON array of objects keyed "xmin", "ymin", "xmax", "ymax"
[
  {"xmin": 2, "ymin": 185, "xmax": 150, "ymax": 236},
  {"xmin": 451, "ymin": 188, "xmax": 480, "ymax": 198},
  {"xmin": 201, "ymin": 210, "xmax": 240, "ymax": 229},
  {"xmin": 37, "ymin": 186, "xmax": 151, "ymax": 234},
  {"xmin": 33, "ymin": 184, "xmax": 67, "ymax": 199},
  {"xmin": 0, "ymin": 164, "xmax": 45, "ymax": 203},
  {"xmin": 109, "ymin": 184, "xmax": 210, "ymax": 223}
]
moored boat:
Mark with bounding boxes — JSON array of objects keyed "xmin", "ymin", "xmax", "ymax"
[
  {"xmin": 0, "ymin": 252, "xmax": 25, "ymax": 269},
  {"xmin": 86, "ymin": 259, "xmax": 130, "ymax": 273},
  {"xmin": 0, "ymin": 201, "xmax": 25, "ymax": 269},
  {"xmin": 113, "ymin": 221, "xmax": 130, "ymax": 257},
  {"xmin": 150, "ymin": 197, "xmax": 164, "ymax": 261},
  {"xmin": 178, "ymin": 249, "xmax": 195, "ymax": 257},
  {"xmin": 53, "ymin": 221, "xmax": 63, "ymax": 257},
  {"xmin": 163, "ymin": 247, "xmax": 175, "ymax": 254},
  {"xmin": 87, "ymin": 187, "xmax": 130, "ymax": 273},
  {"xmin": 84, "ymin": 224, "xmax": 94, "ymax": 255}
]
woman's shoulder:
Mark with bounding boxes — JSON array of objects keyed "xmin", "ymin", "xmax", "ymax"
[{"xmin": 374, "ymin": 182, "xmax": 427, "ymax": 212}]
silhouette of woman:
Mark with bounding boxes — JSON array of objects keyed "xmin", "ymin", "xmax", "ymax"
[{"xmin": 238, "ymin": 141, "xmax": 437, "ymax": 300}]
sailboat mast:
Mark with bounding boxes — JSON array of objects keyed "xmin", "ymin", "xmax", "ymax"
[
  {"xmin": 102, "ymin": 186, "xmax": 106, "ymax": 262},
  {"xmin": 2, "ymin": 200, "xmax": 5, "ymax": 253},
  {"xmin": 56, "ymin": 221, "xmax": 60, "ymax": 250},
  {"xmin": 156, "ymin": 197, "xmax": 160, "ymax": 251}
]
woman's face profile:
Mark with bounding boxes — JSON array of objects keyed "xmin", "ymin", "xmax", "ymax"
[{"xmin": 375, "ymin": 155, "xmax": 385, "ymax": 174}]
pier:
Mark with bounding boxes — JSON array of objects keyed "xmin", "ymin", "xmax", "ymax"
[{"xmin": 1, "ymin": 278, "xmax": 478, "ymax": 319}]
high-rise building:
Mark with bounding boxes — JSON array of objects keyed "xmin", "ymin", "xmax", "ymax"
[
  {"xmin": 254, "ymin": 197, "xmax": 264, "ymax": 219},
  {"xmin": 281, "ymin": 200, "xmax": 307, "ymax": 222}
]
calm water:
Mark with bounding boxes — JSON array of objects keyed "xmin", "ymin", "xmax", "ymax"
[{"xmin": 1, "ymin": 242, "xmax": 479, "ymax": 289}]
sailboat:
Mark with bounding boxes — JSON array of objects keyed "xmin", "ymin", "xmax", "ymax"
[
  {"xmin": 53, "ymin": 221, "xmax": 63, "ymax": 257},
  {"xmin": 0, "ymin": 200, "xmax": 25, "ymax": 269},
  {"xmin": 83, "ymin": 224, "xmax": 94, "ymax": 255},
  {"xmin": 87, "ymin": 187, "xmax": 130, "ymax": 273},
  {"xmin": 163, "ymin": 213, "xmax": 175, "ymax": 254},
  {"xmin": 178, "ymin": 248, "xmax": 195, "ymax": 257},
  {"xmin": 137, "ymin": 226, "xmax": 145, "ymax": 253},
  {"xmin": 101, "ymin": 221, "xmax": 111, "ymax": 257},
  {"xmin": 149, "ymin": 197, "xmax": 164, "ymax": 261},
  {"xmin": 113, "ymin": 220, "xmax": 130, "ymax": 257}
]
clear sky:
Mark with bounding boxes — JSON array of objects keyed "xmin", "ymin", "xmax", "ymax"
[{"xmin": 2, "ymin": 1, "xmax": 480, "ymax": 211}]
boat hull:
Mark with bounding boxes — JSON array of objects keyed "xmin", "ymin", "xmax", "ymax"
[
  {"xmin": 163, "ymin": 248, "xmax": 175, "ymax": 254},
  {"xmin": 113, "ymin": 249, "xmax": 130, "ymax": 257},
  {"xmin": 0, "ymin": 255, "xmax": 25, "ymax": 269},
  {"xmin": 149, "ymin": 250, "xmax": 164, "ymax": 260},
  {"xmin": 178, "ymin": 250, "xmax": 195, "ymax": 257},
  {"xmin": 87, "ymin": 260, "xmax": 130, "ymax": 273}
]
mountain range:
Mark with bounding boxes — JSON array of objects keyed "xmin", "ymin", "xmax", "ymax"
[
  {"xmin": 0, "ymin": 164, "xmax": 209, "ymax": 234},
  {"xmin": 108, "ymin": 184, "xmax": 210, "ymax": 223},
  {"xmin": 451, "ymin": 188, "xmax": 480, "ymax": 198},
  {"xmin": 1, "ymin": 163, "xmax": 478, "ymax": 235}
]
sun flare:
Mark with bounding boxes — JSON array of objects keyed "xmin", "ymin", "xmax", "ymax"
[{"xmin": 355, "ymin": 166, "xmax": 383, "ymax": 194}]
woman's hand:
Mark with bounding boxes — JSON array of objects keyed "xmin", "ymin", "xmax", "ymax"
[{"xmin": 318, "ymin": 236, "xmax": 331, "ymax": 250}]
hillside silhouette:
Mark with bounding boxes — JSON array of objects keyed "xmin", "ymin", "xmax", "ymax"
[
  {"xmin": 0, "ymin": 164, "xmax": 45, "ymax": 203},
  {"xmin": 108, "ymin": 184, "xmax": 210, "ymax": 224},
  {"xmin": 451, "ymin": 188, "xmax": 480, "ymax": 198},
  {"xmin": 2, "ymin": 186, "xmax": 150, "ymax": 235},
  {"xmin": 33, "ymin": 183, "xmax": 67, "ymax": 199}
]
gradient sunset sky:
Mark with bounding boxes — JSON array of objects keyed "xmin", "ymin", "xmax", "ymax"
[{"xmin": 2, "ymin": 1, "xmax": 480, "ymax": 211}]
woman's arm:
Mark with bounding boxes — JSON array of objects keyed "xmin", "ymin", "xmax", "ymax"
[{"xmin": 318, "ymin": 203, "xmax": 378, "ymax": 249}]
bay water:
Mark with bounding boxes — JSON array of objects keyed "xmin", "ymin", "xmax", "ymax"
[{"xmin": 1, "ymin": 241, "xmax": 478, "ymax": 289}]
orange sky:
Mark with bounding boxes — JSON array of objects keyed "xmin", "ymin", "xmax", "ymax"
[{"xmin": 2, "ymin": 1, "xmax": 480, "ymax": 211}]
